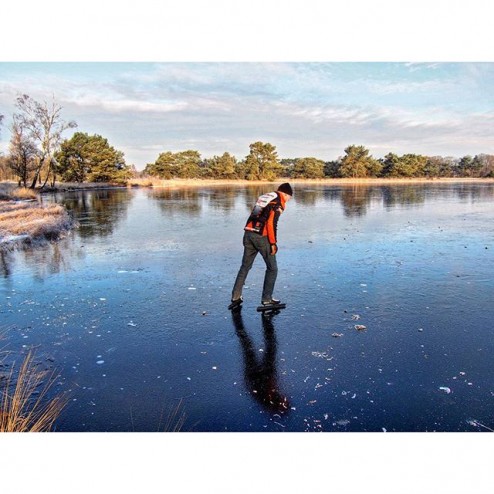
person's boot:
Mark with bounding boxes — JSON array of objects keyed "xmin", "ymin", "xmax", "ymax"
[{"xmin": 228, "ymin": 296, "xmax": 243, "ymax": 310}]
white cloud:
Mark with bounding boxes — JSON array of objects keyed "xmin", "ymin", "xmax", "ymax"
[
  {"xmin": 367, "ymin": 80, "xmax": 447, "ymax": 95},
  {"xmin": 72, "ymin": 97, "xmax": 189, "ymax": 114}
]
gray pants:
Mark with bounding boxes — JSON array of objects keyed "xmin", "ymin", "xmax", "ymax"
[{"xmin": 232, "ymin": 231, "xmax": 278, "ymax": 303}]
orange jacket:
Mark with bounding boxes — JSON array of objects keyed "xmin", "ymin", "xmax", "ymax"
[{"xmin": 245, "ymin": 192, "xmax": 286, "ymax": 245}]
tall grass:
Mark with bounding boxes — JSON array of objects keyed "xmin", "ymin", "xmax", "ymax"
[
  {"xmin": 0, "ymin": 183, "xmax": 37, "ymax": 201},
  {"xmin": 12, "ymin": 188, "xmax": 38, "ymax": 200},
  {"xmin": 126, "ymin": 177, "xmax": 163, "ymax": 188},
  {"xmin": 0, "ymin": 350, "xmax": 68, "ymax": 432}
]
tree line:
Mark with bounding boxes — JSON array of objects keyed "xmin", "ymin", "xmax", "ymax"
[
  {"xmin": 142, "ymin": 143, "xmax": 494, "ymax": 180},
  {"xmin": 2, "ymin": 95, "xmax": 494, "ymax": 187}
]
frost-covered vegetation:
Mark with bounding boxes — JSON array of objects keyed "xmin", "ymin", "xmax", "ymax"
[{"xmin": 0, "ymin": 184, "xmax": 75, "ymax": 251}]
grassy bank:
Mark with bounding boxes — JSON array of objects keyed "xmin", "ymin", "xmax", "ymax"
[{"xmin": 0, "ymin": 183, "xmax": 76, "ymax": 251}]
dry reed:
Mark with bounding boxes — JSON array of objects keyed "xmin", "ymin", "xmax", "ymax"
[
  {"xmin": 0, "ymin": 350, "xmax": 68, "ymax": 432},
  {"xmin": 127, "ymin": 177, "xmax": 163, "ymax": 188},
  {"xmin": 0, "ymin": 183, "xmax": 37, "ymax": 201},
  {"xmin": 11, "ymin": 188, "xmax": 38, "ymax": 200}
]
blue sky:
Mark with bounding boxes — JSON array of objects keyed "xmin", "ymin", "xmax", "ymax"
[{"xmin": 1, "ymin": 62, "xmax": 493, "ymax": 169}]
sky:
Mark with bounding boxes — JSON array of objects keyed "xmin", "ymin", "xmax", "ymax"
[{"xmin": 1, "ymin": 62, "xmax": 493, "ymax": 170}]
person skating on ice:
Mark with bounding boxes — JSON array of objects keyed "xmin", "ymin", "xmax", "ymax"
[{"xmin": 229, "ymin": 183, "xmax": 293, "ymax": 310}]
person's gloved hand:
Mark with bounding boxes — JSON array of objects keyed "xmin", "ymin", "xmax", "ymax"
[{"xmin": 270, "ymin": 244, "xmax": 278, "ymax": 255}]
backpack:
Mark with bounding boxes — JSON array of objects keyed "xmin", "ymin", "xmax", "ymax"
[{"xmin": 244, "ymin": 191, "xmax": 280, "ymax": 234}]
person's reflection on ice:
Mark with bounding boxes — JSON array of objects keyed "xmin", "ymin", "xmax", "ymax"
[{"xmin": 231, "ymin": 309, "xmax": 290, "ymax": 414}]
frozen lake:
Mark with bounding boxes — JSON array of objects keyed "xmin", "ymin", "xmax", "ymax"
[{"xmin": 1, "ymin": 182, "xmax": 493, "ymax": 432}]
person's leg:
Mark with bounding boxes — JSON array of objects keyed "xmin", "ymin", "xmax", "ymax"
[
  {"xmin": 231, "ymin": 232, "xmax": 258, "ymax": 301},
  {"xmin": 255, "ymin": 236, "xmax": 278, "ymax": 303}
]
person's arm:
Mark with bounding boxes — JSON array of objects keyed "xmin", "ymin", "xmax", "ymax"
[{"xmin": 265, "ymin": 206, "xmax": 280, "ymax": 254}]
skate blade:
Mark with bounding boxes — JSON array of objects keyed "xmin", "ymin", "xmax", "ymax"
[{"xmin": 256, "ymin": 303, "xmax": 286, "ymax": 312}]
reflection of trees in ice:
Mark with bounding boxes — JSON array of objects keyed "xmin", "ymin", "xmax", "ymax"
[
  {"xmin": 340, "ymin": 186, "xmax": 377, "ymax": 217},
  {"xmin": 147, "ymin": 182, "xmax": 494, "ymax": 223},
  {"xmin": 149, "ymin": 186, "xmax": 246, "ymax": 217},
  {"xmin": 201, "ymin": 187, "xmax": 237, "ymax": 214},
  {"xmin": 381, "ymin": 185, "xmax": 426, "ymax": 209},
  {"xmin": 293, "ymin": 183, "xmax": 494, "ymax": 217},
  {"xmin": 147, "ymin": 188, "xmax": 202, "ymax": 216},
  {"xmin": 452, "ymin": 182, "xmax": 494, "ymax": 201},
  {"xmin": 45, "ymin": 189, "xmax": 134, "ymax": 238},
  {"xmin": 1, "ymin": 237, "xmax": 83, "ymax": 280},
  {"xmin": 0, "ymin": 250, "xmax": 14, "ymax": 278}
]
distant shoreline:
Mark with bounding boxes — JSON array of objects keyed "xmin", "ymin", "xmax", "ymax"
[
  {"xmin": 40, "ymin": 177, "xmax": 494, "ymax": 192},
  {"xmin": 139, "ymin": 177, "xmax": 494, "ymax": 187}
]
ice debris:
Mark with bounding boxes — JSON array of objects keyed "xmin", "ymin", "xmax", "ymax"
[
  {"xmin": 334, "ymin": 419, "xmax": 350, "ymax": 427},
  {"xmin": 439, "ymin": 386, "xmax": 451, "ymax": 394},
  {"xmin": 354, "ymin": 325, "xmax": 367, "ymax": 331}
]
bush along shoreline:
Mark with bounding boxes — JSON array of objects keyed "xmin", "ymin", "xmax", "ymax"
[{"xmin": 0, "ymin": 184, "xmax": 77, "ymax": 252}]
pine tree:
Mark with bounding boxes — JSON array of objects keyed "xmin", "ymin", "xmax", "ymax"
[
  {"xmin": 243, "ymin": 142, "xmax": 283, "ymax": 180},
  {"xmin": 56, "ymin": 132, "xmax": 130, "ymax": 184}
]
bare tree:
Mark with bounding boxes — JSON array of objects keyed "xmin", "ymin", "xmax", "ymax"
[
  {"xmin": 13, "ymin": 94, "xmax": 77, "ymax": 189},
  {"xmin": 7, "ymin": 118, "xmax": 39, "ymax": 187}
]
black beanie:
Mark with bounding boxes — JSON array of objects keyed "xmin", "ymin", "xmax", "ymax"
[{"xmin": 277, "ymin": 182, "xmax": 293, "ymax": 196}]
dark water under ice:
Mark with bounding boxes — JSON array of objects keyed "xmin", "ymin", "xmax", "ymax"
[{"xmin": 1, "ymin": 182, "xmax": 493, "ymax": 432}]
